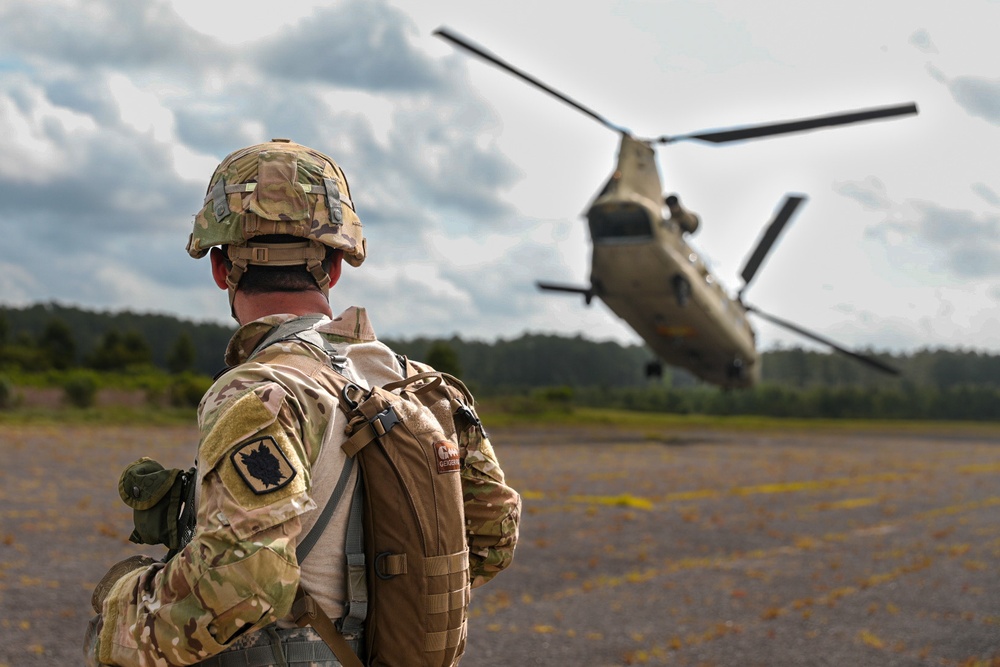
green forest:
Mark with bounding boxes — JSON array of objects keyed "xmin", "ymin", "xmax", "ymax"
[{"xmin": 1, "ymin": 302, "xmax": 999, "ymax": 420}]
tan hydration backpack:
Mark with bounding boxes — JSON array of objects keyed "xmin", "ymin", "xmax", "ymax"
[{"xmin": 250, "ymin": 317, "xmax": 474, "ymax": 667}]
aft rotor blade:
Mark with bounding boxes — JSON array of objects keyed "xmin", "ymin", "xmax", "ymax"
[
  {"xmin": 740, "ymin": 195, "xmax": 807, "ymax": 292},
  {"xmin": 744, "ymin": 305, "xmax": 900, "ymax": 376},
  {"xmin": 659, "ymin": 103, "xmax": 918, "ymax": 145},
  {"xmin": 434, "ymin": 27, "xmax": 625, "ymax": 134}
]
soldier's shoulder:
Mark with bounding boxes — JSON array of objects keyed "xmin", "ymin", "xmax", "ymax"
[{"xmin": 199, "ymin": 363, "xmax": 290, "ymax": 428}]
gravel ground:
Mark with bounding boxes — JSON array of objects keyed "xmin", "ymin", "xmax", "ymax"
[{"xmin": 1, "ymin": 421, "xmax": 999, "ymax": 666}]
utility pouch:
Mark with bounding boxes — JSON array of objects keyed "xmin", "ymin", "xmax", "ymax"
[{"xmin": 118, "ymin": 457, "xmax": 196, "ymax": 553}]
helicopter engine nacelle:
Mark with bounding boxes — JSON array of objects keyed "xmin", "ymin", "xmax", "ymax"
[{"xmin": 665, "ymin": 194, "xmax": 700, "ymax": 235}]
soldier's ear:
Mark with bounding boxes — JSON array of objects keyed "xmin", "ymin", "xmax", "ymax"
[
  {"xmin": 210, "ymin": 247, "xmax": 230, "ymax": 291},
  {"xmin": 327, "ymin": 250, "xmax": 344, "ymax": 289}
]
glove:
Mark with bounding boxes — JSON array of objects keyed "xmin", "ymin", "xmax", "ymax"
[{"xmin": 91, "ymin": 554, "xmax": 157, "ymax": 613}]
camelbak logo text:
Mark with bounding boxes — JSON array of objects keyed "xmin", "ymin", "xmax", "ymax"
[{"xmin": 435, "ymin": 441, "xmax": 460, "ymax": 474}]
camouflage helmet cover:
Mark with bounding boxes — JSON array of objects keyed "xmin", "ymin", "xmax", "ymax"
[{"xmin": 186, "ymin": 139, "xmax": 366, "ymax": 268}]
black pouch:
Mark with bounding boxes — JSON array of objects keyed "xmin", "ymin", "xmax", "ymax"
[{"xmin": 118, "ymin": 457, "xmax": 196, "ymax": 552}]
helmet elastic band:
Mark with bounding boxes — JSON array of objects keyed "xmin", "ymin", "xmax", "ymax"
[{"xmin": 225, "ymin": 240, "xmax": 332, "ymax": 314}]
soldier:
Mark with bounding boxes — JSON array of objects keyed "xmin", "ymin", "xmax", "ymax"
[{"xmin": 85, "ymin": 139, "xmax": 521, "ymax": 666}]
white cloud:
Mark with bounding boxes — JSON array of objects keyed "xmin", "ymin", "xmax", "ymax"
[
  {"xmin": 106, "ymin": 74, "xmax": 176, "ymax": 141},
  {"xmin": 0, "ymin": 79, "xmax": 97, "ymax": 182},
  {"xmin": 0, "ymin": 261, "xmax": 41, "ymax": 305},
  {"xmin": 169, "ymin": 0, "xmax": 328, "ymax": 45}
]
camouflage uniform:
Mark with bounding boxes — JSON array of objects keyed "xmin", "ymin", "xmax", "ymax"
[{"xmin": 87, "ymin": 307, "xmax": 520, "ymax": 666}]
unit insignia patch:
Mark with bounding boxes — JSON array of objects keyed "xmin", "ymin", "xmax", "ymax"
[{"xmin": 230, "ymin": 436, "xmax": 297, "ymax": 495}]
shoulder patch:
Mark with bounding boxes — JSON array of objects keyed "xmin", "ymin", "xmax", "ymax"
[
  {"xmin": 201, "ymin": 384, "xmax": 285, "ymax": 470},
  {"xmin": 230, "ymin": 436, "xmax": 297, "ymax": 495}
]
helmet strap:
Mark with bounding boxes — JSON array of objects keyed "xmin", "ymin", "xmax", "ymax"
[
  {"xmin": 225, "ymin": 242, "xmax": 331, "ymax": 321},
  {"xmin": 306, "ymin": 259, "xmax": 332, "ymax": 292},
  {"xmin": 225, "ymin": 256, "xmax": 249, "ymax": 321}
]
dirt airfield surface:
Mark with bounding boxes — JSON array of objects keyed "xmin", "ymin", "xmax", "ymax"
[{"xmin": 1, "ymin": 420, "xmax": 999, "ymax": 666}]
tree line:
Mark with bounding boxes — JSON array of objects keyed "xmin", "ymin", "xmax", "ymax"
[
  {"xmin": 0, "ymin": 303, "xmax": 234, "ymax": 376},
  {"xmin": 2, "ymin": 302, "xmax": 999, "ymax": 419}
]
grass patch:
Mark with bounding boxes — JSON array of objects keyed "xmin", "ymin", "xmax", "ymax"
[
  {"xmin": 0, "ymin": 405, "xmax": 196, "ymax": 426},
  {"xmin": 3, "ymin": 391, "xmax": 999, "ymax": 435},
  {"xmin": 476, "ymin": 404, "xmax": 1000, "ymax": 435}
]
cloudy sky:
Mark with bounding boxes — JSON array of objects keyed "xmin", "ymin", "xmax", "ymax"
[{"xmin": 1, "ymin": 0, "xmax": 998, "ymax": 356}]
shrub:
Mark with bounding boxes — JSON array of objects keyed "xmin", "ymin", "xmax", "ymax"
[
  {"xmin": 63, "ymin": 372, "xmax": 98, "ymax": 408},
  {"xmin": 0, "ymin": 375, "xmax": 13, "ymax": 409},
  {"xmin": 426, "ymin": 341, "xmax": 463, "ymax": 377},
  {"xmin": 168, "ymin": 373, "xmax": 213, "ymax": 408}
]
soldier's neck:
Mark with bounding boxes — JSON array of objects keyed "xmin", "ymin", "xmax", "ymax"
[{"xmin": 233, "ymin": 290, "xmax": 333, "ymax": 325}]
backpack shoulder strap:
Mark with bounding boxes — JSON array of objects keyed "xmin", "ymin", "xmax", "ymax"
[
  {"xmin": 395, "ymin": 352, "xmax": 410, "ymax": 376},
  {"xmin": 250, "ymin": 314, "xmax": 326, "ymax": 357},
  {"xmin": 296, "ymin": 456, "xmax": 355, "ymax": 562},
  {"xmin": 291, "ymin": 588, "xmax": 364, "ymax": 667},
  {"xmin": 247, "ymin": 314, "xmax": 347, "ymax": 372},
  {"xmin": 295, "ymin": 453, "xmax": 369, "ymax": 642}
]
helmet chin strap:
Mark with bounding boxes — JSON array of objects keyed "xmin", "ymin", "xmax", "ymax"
[{"xmin": 224, "ymin": 250, "xmax": 249, "ymax": 322}]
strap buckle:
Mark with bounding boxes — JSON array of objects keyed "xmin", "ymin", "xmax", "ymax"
[
  {"xmin": 291, "ymin": 590, "xmax": 318, "ymax": 628},
  {"xmin": 371, "ymin": 407, "xmax": 399, "ymax": 437}
]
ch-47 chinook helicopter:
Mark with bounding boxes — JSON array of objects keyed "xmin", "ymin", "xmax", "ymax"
[{"xmin": 435, "ymin": 28, "xmax": 917, "ymax": 389}]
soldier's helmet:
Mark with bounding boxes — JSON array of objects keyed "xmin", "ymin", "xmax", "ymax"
[{"xmin": 187, "ymin": 138, "xmax": 366, "ymax": 293}]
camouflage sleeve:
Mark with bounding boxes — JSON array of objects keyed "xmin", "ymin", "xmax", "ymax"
[
  {"xmin": 459, "ymin": 420, "xmax": 521, "ymax": 589},
  {"xmin": 90, "ymin": 380, "xmax": 315, "ymax": 666}
]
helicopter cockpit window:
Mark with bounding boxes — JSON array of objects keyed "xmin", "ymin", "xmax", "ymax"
[{"xmin": 588, "ymin": 204, "xmax": 653, "ymax": 240}]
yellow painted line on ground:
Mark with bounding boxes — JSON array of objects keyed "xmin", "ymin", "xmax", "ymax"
[
  {"xmin": 958, "ymin": 463, "xmax": 1000, "ymax": 474},
  {"xmin": 520, "ymin": 472, "xmax": 915, "ymax": 509},
  {"xmin": 813, "ymin": 497, "xmax": 881, "ymax": 511},
  {"xmin": 662, "ymin": 489, "xmax": 720, "ymax": 502},
  {"xmin": 724, "ymin": 473, "xmax": 911, "ymax": 497},
  {"xmin": 565, "ymin": 494, "xmax": 654, "ymax": 510},
  {"xmin": 917, "ymin": 496, "xmax": 1000, "ymax": 519}
]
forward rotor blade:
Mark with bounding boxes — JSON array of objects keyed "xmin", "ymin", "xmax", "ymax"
[
  {"xmin": 537, "ymin": 281, "xmax": 594, "ymax": 295},
  {"xmin": 537, "ymin": 281, "xmax": 597, "ymax": 305},
  {"xmin": 739, "ymin": 195, "xmax": 807, "ymax": 292},
  {"xmin": 659, "ymin": 103, "xmax": 918, "ymax": 145},
  {"xmin": 434, "ymin": 27, "xmax": 624, "ymax": 134},
  {"xmin": 744, "ymin": 305, "xmax": 900, "ymax": 376}
]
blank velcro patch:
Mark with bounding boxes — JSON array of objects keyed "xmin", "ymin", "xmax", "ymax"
[{"xmin": 230, "ymin": 436, "xmax": 297, "ymax": 495}]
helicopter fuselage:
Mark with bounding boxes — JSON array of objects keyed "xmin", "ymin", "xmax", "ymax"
[{"xmin": 586, "ymin": 135, "xmax": 759, "ymax": 388}]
